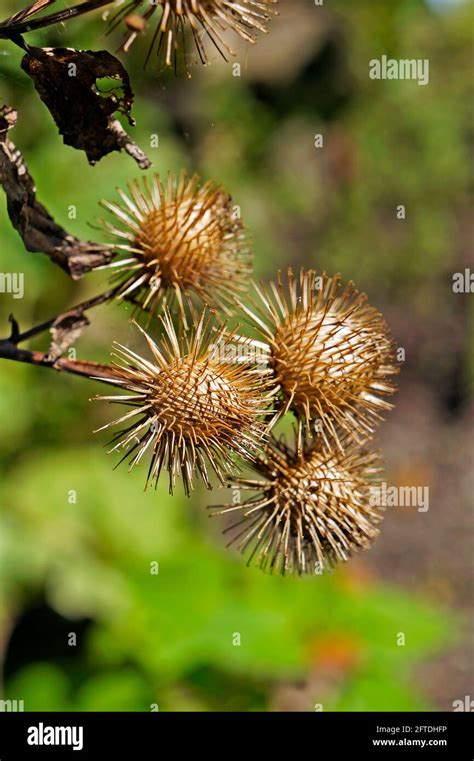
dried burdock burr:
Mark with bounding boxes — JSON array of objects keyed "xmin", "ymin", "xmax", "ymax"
[
  {"xmin": 94, "ymin": 311, "xmax": 275, "ymax": 495},
  {"xmin": 210, "ymin": 428, "xmax": 384, "ymax": 575},
  {"xmin": 109, "ymin": 0, "xmax": 278, "ymax": 70},
  {"xmin": 239, "ymin": 269, "xmax": 399, "ymax": 448},
  {"xmin": 100, "ymin": 171, "xmax": 252, "ymax": 324}
]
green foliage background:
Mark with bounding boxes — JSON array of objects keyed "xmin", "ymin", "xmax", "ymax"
[{"xmin": 0, "ymin": 0, "xmax": 471, "ymax": 711}]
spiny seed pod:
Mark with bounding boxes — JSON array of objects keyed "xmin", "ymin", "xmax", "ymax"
[
  {"xmin": 94, "ymin": 311, "xmax": 275, "ymax": 496},
  {"xmin": 239, "ymin": 269, "xmax": 399, "ymax": 448},
  {"xmin": 111, "ymin": 1, "xmax": 278, "ymax": 69},
  {"xmin": 100, "ymin": 171, "xmax": 252, "ymax": 324},
  {"xmin": 210, "ymin": 430, "xmax": 384, "ymax": 575}
]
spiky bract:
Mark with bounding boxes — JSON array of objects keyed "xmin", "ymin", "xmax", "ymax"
[
  {"xmin": 94, "ymin": 312, "xmax": 274, "ymax": 495},
  {"xmin": 100, "ymin": 171, "xmax": 252, "ymax": 323},
  {"xmin": 211, "ymin": 431, "xmax": 383, "ymax": 574},
  {"xmin": 239, "ymin": 269, "xmax": 398, "ymax": 447}
]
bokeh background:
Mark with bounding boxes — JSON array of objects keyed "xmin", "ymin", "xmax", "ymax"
[{"xmin": 0, "ymin": 0, "xmax": 472, "ymax": 711}]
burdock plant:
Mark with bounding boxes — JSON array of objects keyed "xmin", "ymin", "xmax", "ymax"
[
  {"xmin": 0, "ymin": 0, "xmax": 398, "ymax": 575},
  {"xmin": 0, "ymin": 167, "xmax": 398, "ymax": 575}
]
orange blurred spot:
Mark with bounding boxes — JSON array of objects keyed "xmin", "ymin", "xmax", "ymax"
[{"xmin": 307, "ymin": 633, "xmax": 362, "ymax": 674}]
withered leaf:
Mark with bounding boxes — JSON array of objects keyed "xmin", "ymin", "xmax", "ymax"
[
  {"xmin": 21, "ymin": 47, "xmax": 151, "ymax": 167},
  {"xmin": 0, "ymin": 105, "xmax": 113, "ymax": 278},
  {"xmin": 46, "ymin": 309, "xmax": 90, "ymax": 362}
]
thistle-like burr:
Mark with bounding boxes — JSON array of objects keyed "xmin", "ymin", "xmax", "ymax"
[
  {"xmin": 239, "ymin": 269, "xmax": 398, "ymax": 448},
  {"xmin": 100, "ymin": 172, "xmax": 251, "ymax": 323},
  {"xmin": 211, "ymin": 429, "xmax": 384, "ymax": 575},
  {"xmin": 94, "ymin": 312, "xmax": 275, "ymax": 495}
]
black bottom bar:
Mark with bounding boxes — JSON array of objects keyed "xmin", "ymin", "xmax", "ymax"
[{"xmin": 0, "ymin": 711, "xmax": 472, "ymax": 758}]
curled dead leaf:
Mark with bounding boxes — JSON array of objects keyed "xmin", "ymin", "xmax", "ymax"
[
  {"xmin": 0, "ymin": 105, "xmax": 114, "ymax": 278},
  {"xmin": 21, "ymin": 46, "xmax": 151, "ymax": 167},
  {"xmin": 46, "ymin": 309, "xmax": 91, "ymax": 362}
]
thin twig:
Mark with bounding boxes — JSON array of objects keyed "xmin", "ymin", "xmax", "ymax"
[
  {"xmin": 7, "ymin": 285, "xmax": 122, "ymax": 346},
  {"xmin": 0, "ymin": 0, "xmax": 115, "ymax": 39},
  {"xmin": 0, "ymin": 342, "xmax": 122, "ymax": 383},
  {"xmin": 0, "ymin": 283, "xmax": 127, "ymax": 381}
]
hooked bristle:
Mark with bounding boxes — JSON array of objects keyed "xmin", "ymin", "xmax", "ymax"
[
  {"xmin": 239, "ymin": 269, "xmax": 399, "ymax": 448},
  {"xmin": 210, "ymin": 430, "xmax": 384, "ymax": 575},
  {"xmin": 93, "ymin": 311, "xmax": 275, "ymax": 496}
]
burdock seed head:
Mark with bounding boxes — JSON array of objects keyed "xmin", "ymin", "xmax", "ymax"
[
  {"xmin": 210, "ymin": 429, "xmax": 384, "ymax": 575},
  {"xmin": 94, "ymin": 311, "xmax": 274, "ymax": 496},
  {"xmin": 100, "ymin": 171, "xmax": 252, "ymax": 323},
  {"xmin": 239, "ymin": 269, "xmax": 399, "ymax": 448},
  {"xmin": 112, "ymin": 1, "xmax": 279, "ymax": 69}
]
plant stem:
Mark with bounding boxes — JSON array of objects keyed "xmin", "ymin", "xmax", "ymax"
[
  {"xmin": 0, "ymin": 284, "xmax": 127, "ymax": 383},
  {"xmin": 0, "ymin": 341, "xmax": 121, "ymax": 383},
  {"xmin": 0, "ymin": 0, "xmax": 116, "ymax": 38},
  {"xmin": 8, "ymin": 285, "xmax": 122, "ymax": 346}
]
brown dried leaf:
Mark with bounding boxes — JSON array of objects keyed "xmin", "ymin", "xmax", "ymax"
[
  {"xmin": 21, "ymin": 47, "xmax": 151, "ymax": 167},
  {"xmin": 46, "ymin": 309, "xmax": 91, "ymax": 361},
  {"xmin": 0, "ymin": 105, "xmax": 113, "ymax": 279}
]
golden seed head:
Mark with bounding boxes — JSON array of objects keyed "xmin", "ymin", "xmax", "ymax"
[
  {"xmin": 240, "ymin": 269, "xmax": 399, "ymax": 446},
  {"xmin": 211, "ymin": 432, "xmax": 384, "ymax": 575},
  {"xmin": 114, "ymin": 1, "xmax": 279, "ymax": 69},
  {"xmin": 100, "ymin": 171, "xmax": 252, "ymax": 321},
  {"xmin": 94, "ymin": 311, "xmax": 274, "ymax": 495}
]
